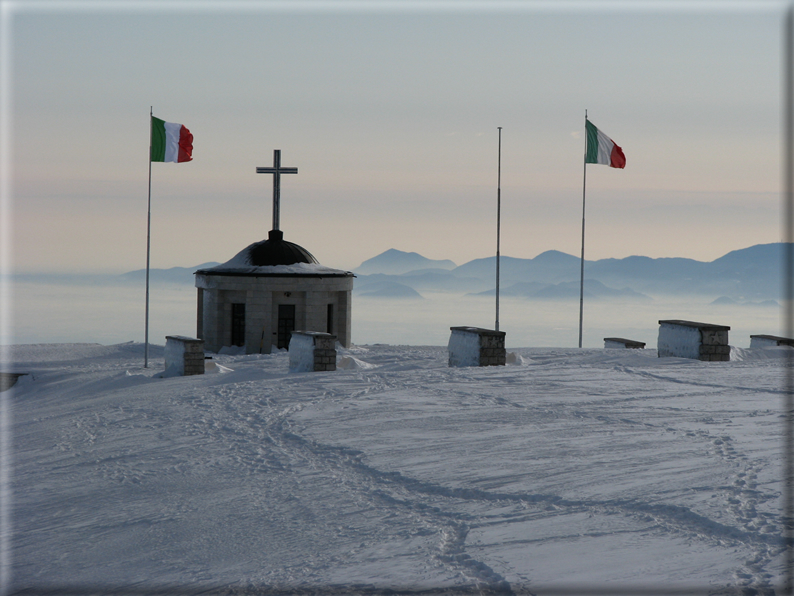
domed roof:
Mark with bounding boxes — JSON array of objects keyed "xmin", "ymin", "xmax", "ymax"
[
  {"xmin": 196, "ymin": 229, "xmax": 356, "ymax": 277},
  {"xmin": 245, "ymin": 229, "xmax": 318, "ymax": 266}
]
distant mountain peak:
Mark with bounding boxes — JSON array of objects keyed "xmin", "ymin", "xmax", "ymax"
[
  {"xmin": 381, "ymin": 248, "xmax": 420, "ymax": 257},
  {"xmin": 354, "ymin": 249, "xmax": 456, "ymax": 275},
  {"xmin": 532, "ymin": 250, "xmax": 579, "ymax": 262}
]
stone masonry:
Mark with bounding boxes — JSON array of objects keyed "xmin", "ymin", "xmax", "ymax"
[
  {"xmin": 699, "ymin": 327, "xmax": 731, "ymax": 361},
  {"xmin": 289, "ymin": 331, "xmax": 337, "ymax": 372},
  {"xmin": 195, "ymin": 272, "xmax": 353, "ymax": 354},
  {"xmin": 311, "ymin": 332, "xmax": 338, "ymax": 372},
  {"xmin": 479, "ymin": 330, "xmax": 507, "ymax": 366},
  {"xmin": 658, "ymin": 320, "xmax": 730, "ymax": 362},
  {"xmin": 165, "ymin": 336, "xmax": 205, "ymax": 376},
  {"xmin": 449, "ymin": 327, "xmax": 506, "ymax": 367}
]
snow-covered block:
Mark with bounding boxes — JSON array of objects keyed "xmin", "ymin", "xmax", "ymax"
[
  {"xmin": 289, "ymin": 331, "xmax": 337, "ymax": 373},
  {"xmin": 749, "ymin": 334, "xmax": 794, "ymax": 349},
  {"xmin": 448, "ymin": 327, "xmax": 506, "ymax": 367},
  {"xmin": 604, "ymin": 337, "xmax": 646, "ymax": 349},
  {"xmin": 164, "ymin": 336, "xmax": 205, "ymax": 376},
  {"xmin": 0, "ymin": 372, "xmax": 29, "ymax": 392},
  {"xmin": 657, "ymin": 320, "xmax": 730, "ymax": 361}
]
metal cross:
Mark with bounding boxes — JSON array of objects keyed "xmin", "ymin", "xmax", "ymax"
[{"xmin": 256, "ymin": 149, "xmax": 298, "ymax": 231}]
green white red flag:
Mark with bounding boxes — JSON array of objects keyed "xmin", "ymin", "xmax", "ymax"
[
  {"xmin": 585, "ymin": 119, "xmax": 625, "ymax": 169},
  {"xmin": 150, "ymin": 117, "xmax": 193, "ymax": 163}
]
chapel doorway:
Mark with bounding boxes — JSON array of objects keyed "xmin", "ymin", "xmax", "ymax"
[
  {"xmin": 277, "ymin": 304, "xmax": 296, "ymax": 349},
  {"xmin": 231, "ymin": 303, "xmax": 246, "ymax": 346}
]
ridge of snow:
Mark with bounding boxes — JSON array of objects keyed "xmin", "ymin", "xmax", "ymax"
[
  {"xmin": 201, "ymin": 260, "xmax": 350, "ymax": 275},
  {"xmin": 196, "ymin": 243, "xmax": 351, "ymax": 275}
]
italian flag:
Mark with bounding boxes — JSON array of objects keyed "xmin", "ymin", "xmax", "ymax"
[
  {"xmin": 585, "ymin": 119, "xmax": 625, "ymax": 169},
  {"xmin": 151, "ymin": 117, "xmax": 193, "ymax": 163}
]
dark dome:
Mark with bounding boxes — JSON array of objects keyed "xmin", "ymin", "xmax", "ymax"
[{"xmin": 246, "ymin": 230, "xmax": 318, "ymax": 266}]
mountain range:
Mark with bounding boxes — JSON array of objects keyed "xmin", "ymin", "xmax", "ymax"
[
  {"xmin": 15, "ymin": 244, "xmax": 785, "ymax": 303},
  {"xmin": 354, "ymin": 249, "xmax": 456, "ymax": 275},
  {"xmin": 351, "ymin": 244, "xmax": 787, "ymax": 302}
]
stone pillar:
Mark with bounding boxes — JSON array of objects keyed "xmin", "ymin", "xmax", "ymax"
[
  {"xmin": 448, "ymin": 327, "xmax": 506, "ymax": 367},
  {"xmin": 289, "ymin": 331, "xmax": 338, "ymax": 372},
  {"xmin": 165, "ymin": 336, "xmax": 205, "ymax": 376},
  {"xmin": 750, "ymin": 334, "xmax": 794, "ymax": 349},
  {"xmin": 657, "ymin": 320, "xmax": 730, "ymax": 361}
]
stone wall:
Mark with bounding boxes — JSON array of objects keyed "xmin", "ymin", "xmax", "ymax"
[{"xmin": 196, "ymin": 273, "xmax": 353, "ymax": 354}]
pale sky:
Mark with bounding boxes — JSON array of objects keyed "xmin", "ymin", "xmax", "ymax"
[{"xmin": 1, "ymin": 0, "xmax": 787, "ymax": 273}]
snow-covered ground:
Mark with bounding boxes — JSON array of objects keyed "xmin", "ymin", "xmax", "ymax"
[{"xmin": 5, "ymin": 342, "xmax": 791, "ymax": 594}]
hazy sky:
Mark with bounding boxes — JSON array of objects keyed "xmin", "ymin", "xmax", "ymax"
[{"xmin": 2, "ymin": 0, "xmax": 787, "ymax": 273}]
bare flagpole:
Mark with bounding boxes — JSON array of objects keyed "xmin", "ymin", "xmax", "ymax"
[
  {"xmin": 145, "ymin": 107, "xmax": 153, "ymax": 368},
  {"xmin": 495, "ymin": 127, "xmax": 502, "ymax": 333},
  {"xmin": 578, "ymin": 110, "xmax": 588, "ymax": 349},
  {"xmin": 783, "ymin": 6, "xmax": 794, "ymax": 593}
]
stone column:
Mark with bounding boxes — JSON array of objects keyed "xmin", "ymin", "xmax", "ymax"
[
  {"xmin": 289, "ymin": 331, "xmax": 338, "ymax": 372},
  {"xmin": 657, "ymin": 320, "xmax": 730, "ymax": 361},
  {"xmin": 165, "ymin": 336, "xmax": 205, "ymax": 376},
  {"xmin": 448, "ymin": 327, "xmax": 506, "ymax": 367}
]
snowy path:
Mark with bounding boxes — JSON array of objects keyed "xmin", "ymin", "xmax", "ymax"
[{"xmin": 5, "ymin": 343, "xmax": 790, "ymax": 594}]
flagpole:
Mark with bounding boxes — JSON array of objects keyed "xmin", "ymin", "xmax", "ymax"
[
  {"xmin": 495, "ymin": 126, "xmax": 502, "ymax": 333},
  {"xmin": 783, "ymin": 6, "xmax": 794, "ymax": 593},
  {"xmin": 578, "ymin": 110, "xmax": 588, "ymax": 349},
  {"xmin": 145, "ymin": 107, "xmax": 152, "ymax": 368}
]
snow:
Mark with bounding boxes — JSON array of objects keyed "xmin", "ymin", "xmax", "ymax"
[
  {"xmin": 657, "ymin": 321, "xmax": 702, "ymax": 359},
  {"xmin": 337, "ymin": 355, "xmax": 378, "ymax": 371},
  {"xmin": 749, "ymin": 336, "xmax": 793, "ymax": 350},
  {"xmin": 4, "ymin": 341, "xmax": 790, "ymax": 594},
  {"xmin": 505, "ymin": 351, "xmax": 523, "ymax": 365},
  {"xmin": 202, "ymin": 249, "xmax": 349, "ymax": 276},
  {"xmin": 288, "ymin": 332, "xmax": 317, "ymax": 373},
  {"xmin": 447, "ymin": 328, "xmax": 481, "ymax": 367},
  {"xmin": 203, "ymin": 358, "xmax": 232, "ymax": 374},
  {"xmin": 605, "ymin": 339, "xmax": 631, "ymax": 349},
  {"xmin": 163, "ymin": 336, "xmax": 187, "ymax": 376}
]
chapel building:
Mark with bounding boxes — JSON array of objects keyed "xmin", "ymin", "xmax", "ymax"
[{"xmin": 194, "ymin": 150, "xmax": 354, "ymax": 354}]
